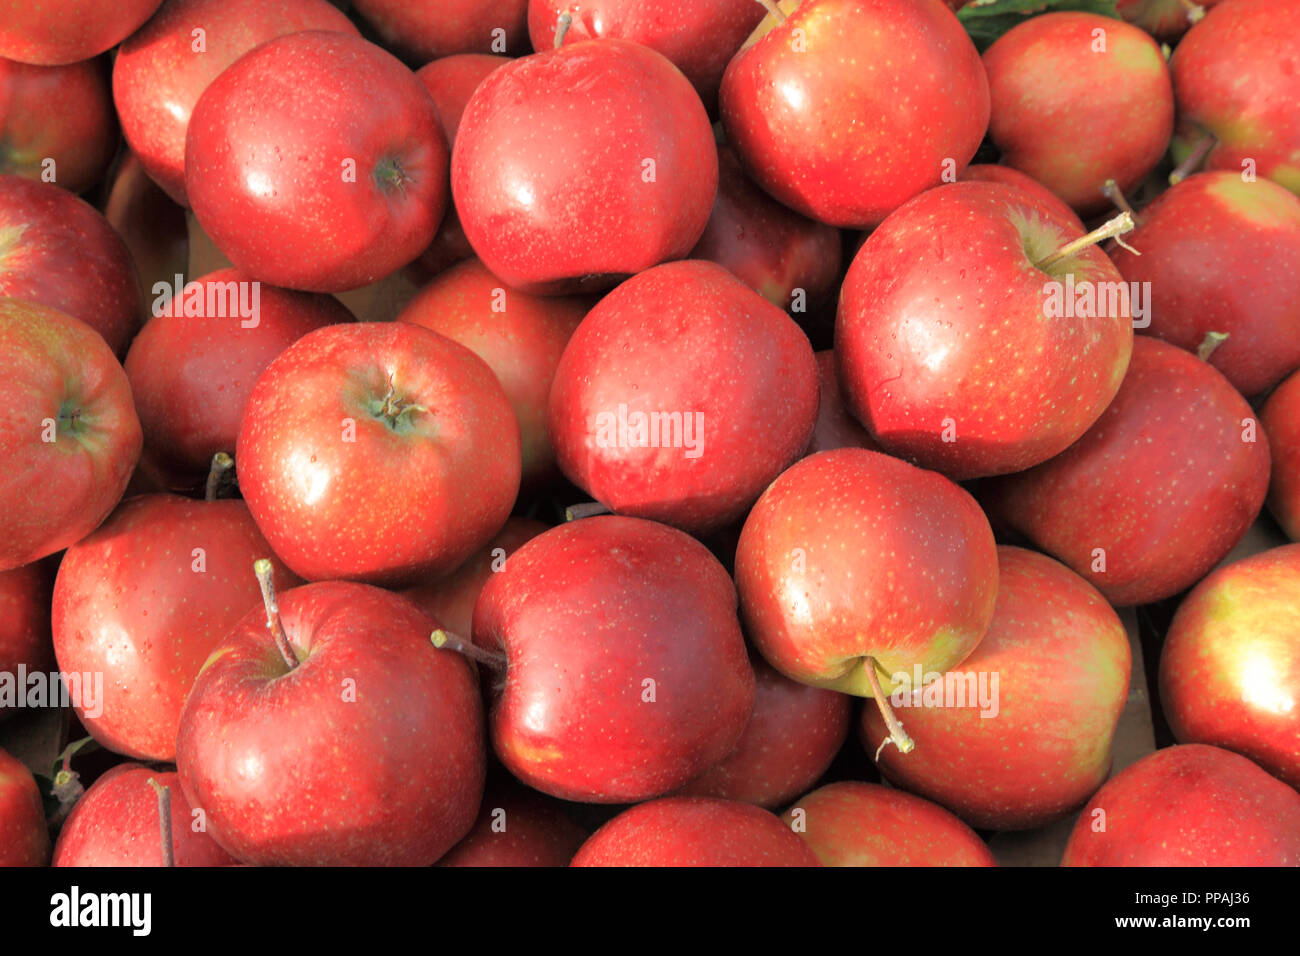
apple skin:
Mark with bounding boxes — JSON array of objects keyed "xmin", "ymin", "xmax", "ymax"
[
  {"xmin": 0, "ymin": 746, "xmax": 48, "ymax": 866},
  {"xmin": 1062, "ymin": 744, "xmax": 1300, "ymax": 866},
  {"xmin": 397, "ymin": 258, "xmax": 588, "ymax": 491},
  {"xmin": 690, "ymin": 145, "xmax": 842, "ymax": 313},
  {"xmin": 0, "ymin": 174, "xmax": 144, "ymax": 356},
  {"xmin": 236, "ymin": 321, "xmax": 521, "ymax": 587},
  {"xmin": 720, "ymin": 0, "xmax": 989, "ymax": 229},
  {"xmin": 436, "ymin": 782, "xmax": 587, "ymax": 867},
  {"xmin": 125, "ymin": 267, "xmax": 354, "ymax": 492},
  {"xmin": 1110, "ymin": 172, "xmax": 1300, "ymax": 397},
  {"xmin": 452, "ymin": 38, "xmax": 717, "ymax": 295},
  {"xmin": 1263, "ymin": 369, "xmax": 1300, "ymax": 539},
  {"xmin": 804, "ymin": 350, "xmax": 877, "ymax": 457},
  {"xmin": 176, "ymin": 581, "xmax": 485, "ymax": 866},
  {"xmin": 186, "ymin": 31, "xmax": 448, "ymax": 293},
  {"xmin": 836, "ymin": 181, "xmax": 1133, "ymax": 480},
  {"xmin": 0, "ymin": 0, "xmax": 164, "ymax": 66},
  {"xmin": 528, "ymin": 0, "xmax": 765, "ymax": 110},
  {"xmin": 1170, "ymin": 0, "xmax": 1300, "ymax": 195},
  {"xmin": 958, "ymin": 164, "xmax": 1083, "ymax": 231},
  {"xmin": 52, "ymin": 494, "xmax": 304, "ymax": 761},
  {"xmin": 351, "ymin": 0, "xmax": 529, "ymax": 62},
  {"xmin": 783, "ymin": 782, "xmax": 996, "ymax": 866},
  {"xmin": 571, "ymin": 797, "xmax": 820, "ymax": 867},
  {"xmin": 0, "ymin": 299, "xmax": 141, "ymax": 573},
  {"xmin": 0, "ymin": 55, "xmax": 117, "ymax": 194},
  {"xmin": 1159, "ymin": 544, "xmax": 1300, "ymax": 788},
  {"xmin": 1116, "ymin": 0, "xmax": 1224, "ymax": 41},
  {"xmin": 862, "ymin": 546, "xmax": 1131, "ymax": 831},
  {"xmin": 474, "ymin": 516, "xmax": 755, "ymax": 803},
  {"xmin": 104, "ymin": 151, "xmax": 188, "ymax": 304},
  {"xmin": 983, "ymin": 12, "xmax": 1174, "ymax": 216},
  {"xmin": 676, "ymin": 655, "xmax": 851, "ymax": 809},
  {"xmin": 980, "ymin": 337, "xmax": 1270, "ymax": 607},
  {"xmin": 52, "ymin": 764, "xmax": 237, "ymax": 867},
  {"xmin": 113, "ymin": 0, "xmax": 359, "ymax": 206},
  {"xmin": 548, "ymin": 260, "xmax": 819, "ymax": 535},
  {"xmin": 735, "ymin": 448, "xmax": 998, "ymax": 697},
  {"xmin": 0, "ymin": 560, "xmax": 54, "ymax": 722},
  {"xmin": 402, "ymin": 517, "xmax": 549, "ymax": 641}
]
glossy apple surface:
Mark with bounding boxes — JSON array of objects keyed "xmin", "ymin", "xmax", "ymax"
[
  {"xmin": 186, "ymin": 31, "xmax": 447, "ymax": 292},
  {"xmin": 571, "ymin": 797, "xmax": 820, "ymax": 867},
  {"xmin": 177, "ymin": 581, "xmax": 485, "ymax": 866},
  {"xmin": 436, "ymin": 782, "xmax": 586, "ymax": 867},
  {"xmin": 0, "ymin": 560, "xmax": 54, "ymax": 721},
  {"xmin": 0, "ymin": 747, "xmax": 48, "ymax": 865},
  {"xmin": 0, "ymin": 0, "xmax": 164, "ymax": 65},
  {"xmin": 1262, "ymin": 368, "xmax": 1300, "ymax": 539},
  {"xmin": 474, "ymin": 516, "xmax": 755, "ymax": 803},
  {"xmin": 236, "ymin": 321, "xmax": 520, "ymax": 586},
  {"xmin": 958, "ymin": 163, "xmax": 1083, "ymax": 230},
  {"xmin": 549, "ymin": 260, "xmax": 818, "ymax": 534},
  {"xmin": 1062, "ymin": 744, "xmax": 1300, "ymax": 866},
  {"xmin": 452, "ymin": 38, "xmax": 717, "ymax": 294}
]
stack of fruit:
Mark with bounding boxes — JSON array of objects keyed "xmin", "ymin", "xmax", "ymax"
[{"xmin": 1, "ymin": 0, "xmax": 1298, "ymax": 869}]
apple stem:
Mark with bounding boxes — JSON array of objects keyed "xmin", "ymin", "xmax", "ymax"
[
  {"xmin": 146, "ymin": 778, "xmax": 175, "ymax": 868},
  {"xmin": 204, "ymin": 451, "xmax": 235, "ymax": 502},
  {"xmin": 1178, "ymin": 0, "xmax": 1206, "ymax": 23},
  {"xmin": 1170, "ymin": 132, "xmax": 1216, "ymax": 186},
  {"xmin": 430, "ymin": 629, "xmax": 507, "ymax": 671},
  {"xmin": 254, "ymin": 559, "xmax": 298, "ymax": 671},
  {"xmin": 1034, "ymin": 211, "xmax": 1136, "ymax": 270},
  {"xmin": 1196, "ymin": 331, "xmax": 1230, "ymax": 361},
  {"xmin": 755, "ymin": 0, "xmax": 788, "ymax": 21},
  {"xmin": 565, "ymin": 501, "xmax": 611, "ymax": 521},
  {"xmin": 554, "ymin": 11, "xmax": 572, "ymax": 48},
  {"xmin": 862, "ymin": 656, "xmax": 914, "ymax": 758},
  {"xmin": 1100, "ymin": 178, "xmax": 1138, "ymax": 221}
]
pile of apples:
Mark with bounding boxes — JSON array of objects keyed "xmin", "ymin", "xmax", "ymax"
[{"xmin": 2, "ymin": 0, "xmax": 1299, "ymax": 869}]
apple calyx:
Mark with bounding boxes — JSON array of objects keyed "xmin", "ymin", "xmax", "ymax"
[
  {"xmin": 1197, "ymin": 330, "xmax": 1230, "ymax": 361},
  {"xmin": 204, "ymin": 452, "xmax": 236, "ymax": 502},
  {"xmin": 861, "ymin": 657, "xmax": 915, "ymax": 758},
  {"xmin": 146, "ymin": 777, "xmax": 176, "ymax": 868},
  {"xmin": 1034, "ymin": 211, "xmax": 1137, "ymax": 271},
  {"xmin": 372, "ymin": 157, "xmax": 412, "ymax": 195},
  {"xmin": 553, "ymin": 11, "xmax": 573, "ymax": 48},
  {"xmin": 254, "ymin": 558, "xmax": 299, "ymax": 671},
  {"xmin": 565, "ymin": 501, "xmax": 612, "ymax": 521},
  {"xmin": 1170, "ymin": 131, "xmax": 1217, "ymax": 186},
  {"xmin": 371, "ymin": 377, "xmax": 426, "ymax": 431},
  {"xmin": 430, "ymin": 629, "xmax": 508, "ymax": 671}
]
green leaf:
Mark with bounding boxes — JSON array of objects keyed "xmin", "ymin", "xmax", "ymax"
[{"xmin": 958, "ymin": 0, "xmax": 1122, "ymax": 52}]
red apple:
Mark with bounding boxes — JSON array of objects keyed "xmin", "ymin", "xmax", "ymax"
[
  {"xmin": 677, "ymin": 655, "xmax": 851, "ymax": 809},
  {"xmin": 397, "ymin": 258, "xmax": 587, "ymax": 490},
  {"xmin": 104, "ymin": 151, "xmax": 188, "ymax": 303},
  {"xmin": 571, "ymin": 796, "xmax": 820, "ymax": 867},
  {"xmin": 1160, "ymin": 544, "xmax": 1300, "ymax": 788},
  {"xmin": 0, "ymin": 298, "xmax": 141, "ymax": 572},
  {"xmin": 0, "ymin": 746, "xmax": 48, "ymax": 866},
  {"xmin": 983, "ymin": 12, "xmax": 1174, "ymax": 216},
  {"xmin": 720, "ymin": 0, "xmax": 989, "ymax": 228},
  {"xmin": 1061, "ymin": 744, "xmax": 1300, "ymax": 866},
  {"xmin": 113, "ymin": 0, "xmax": 359, "ymax": 206},
  {"xmin": 862, "ymin": 546, "xmax": 1131, "ymax": 831},
  {"xmin": 1170, "ymin": 0, "xmax": 1300, "ymax": 195},
  {"xmin": 1263, "ymin": 368, "xmax": 1300, "ymax": 539},
  {"xmin": 958, "ymin": 163, "xmax": 1084, "ymax": 230},
  {"xmin": 0, "ymin": 0, "xmax": 164, "ymax": 65},
  {"xmin": 452, "ymin": 38, "xmax": 717, "ymax": 294},
  {"xmin": 690, "ymin": 145, "xmax": 842, "ymax": 312},
  {"xmin": 52, "ymin": 764, "xmax": 237, "ymax": 866},
  {"xmin": 1110, "ymin": 172, "xmax": 1300, "ymax": 397},
  {"xmin": 0, "ymin": 173, "xmax": 144, "ymax": 355},
  {"xmin": 53, "ymin": 492, "xmax": 303, "ymax": 761},
  {"xmin": 0, "ymin": 55, "xmax": 117, "ymax": 194},
  {"xmin": 529, "ymin": 0, "xmax": 766, "ymax": 109},
  {"xmin": 548, "ymin": 260, "xmax": 818, "ymax": 534},
  {"xmin": 783, "ymin": 782, "xmax": 997, "ymax": 866},
  {"xmin": 837, "ymin": 181, "xmax": 1133, "ymax": 479},
  {"xmin": 236, "ymin": 321, "xmax": 520, "ymax": 586},
  {"xmin": 125, "ymin": 267, "xmax": 353, "ymax": 492},
  {"xmin": 804, "ymin": 350, "xmax": 875, "ymax": 457},
  {"xmin": 402, "ymin": 517, "xmax": 549, "ymax": 641},
  {"xmin": 186, "ymin": 31, "xmax": 447, "ymax": 292},
  {"xmin": 351, "ymin": 0, "xmax": 529, "ymax": 61},
  {"xmin": 1116, "ymin": 0, "xmax": 1224, "ymax": 42},
  {"xmin": 176, "ymin": 578, "xmax": 485, "ymax": 866},
  {"xmin": 735, "ymin": 448, "xmax": 998, "ymax": 716},
  {"xmin": 981, "ymin": 336, "xmax": 1270, "ymax": 606},
  {"xmin": 0, "ymin": 560, "xmax": 54, "ymax": 721},
  {"xmin": 436, "ymin": 781, "xmax": 587, "ymax": 867},
  {"xmin": 473, "ymin": 516, "xmax": 755, "ymax": 803}
]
